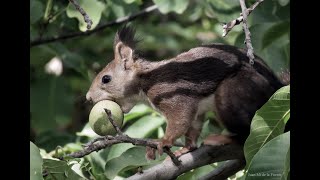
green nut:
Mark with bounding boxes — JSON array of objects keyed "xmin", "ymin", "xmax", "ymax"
[{"xmin": 89, "ymin": 100, "xmax": 124, "ymax": 136}]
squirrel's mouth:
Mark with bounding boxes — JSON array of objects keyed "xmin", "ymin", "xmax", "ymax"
[
  {"xmin": 92, "ymin": 97, "xmax": 114, "ymax": 105},
  {"xmin": 86, "ymin": 92, "xmax": 132, "ymax": 113},
  {"xmin": 86, "ymin": 89, "xmax": 115, "ymax": 104},
  {"xmin": 88, "ymin": 92, "xmax": 115, "ymax": 105}
]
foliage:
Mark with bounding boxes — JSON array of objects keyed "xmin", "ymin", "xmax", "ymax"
[
  {"xmin": 30, "ymin": 0, "xmax": 290, "ymax": 179},
  {"xmin": 66, "ymin": 0, "xmax": 106, "ymax": 31},
  {"xmin": 245, "ymin": 132, "xmax": 290, "ymax": 180},
  {"xmin": 244, "ymin": 85, "xmax": 290, "ymax": 168},
  {"xmin": 30, "ymin": 142, "xmax": 43, "ymax": 180},
  {"xmin": 42, "ymin": 159, "xmax": 84, "ymax": 180},
  {"xmin": 243, "ymin": 86, "xmax": 290, "ymax": 180}
]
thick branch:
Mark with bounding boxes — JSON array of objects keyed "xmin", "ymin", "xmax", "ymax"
[
  {"xmin": 30, "ymin": 5, "xmax": 158, "ymax": 47},
  {"xmin": 239, "ymin": 0, "xmax": 258, "ymax": 65},
  {"xmin": 199, "ymin": 159, "xmax": 246, "ymax": 180},
  {"xmin": 69, "ymin": 0, "xmax": 92, "ymax": 30},
  {"xmin": 126, "ymin": 144, "xmax": 244, "ymax": 180},
  {"xmin": 222, "ymin": 0, "xmax": 264, "ymax": 37}
]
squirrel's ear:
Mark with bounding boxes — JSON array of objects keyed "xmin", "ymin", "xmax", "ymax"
[
  {"xmin": 114, "ymin": 42, "xmax": 133, "ymax": 70},
  {"xmin": 113, "ymin": 25, "xmax": 138, "ymax": 70},
  {"xmin": 114, "ymin": 42, "xmax": 133, "ymax": 61}
]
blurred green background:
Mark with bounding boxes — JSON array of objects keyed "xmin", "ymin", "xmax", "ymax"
[{"xmin": 30, "ymin": 0, "xmax": 289, "ymax": 179}]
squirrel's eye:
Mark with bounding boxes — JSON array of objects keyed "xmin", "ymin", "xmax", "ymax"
[{"xmin": 102, "ymin": 75, "xmax": 112, "ymax": 84}]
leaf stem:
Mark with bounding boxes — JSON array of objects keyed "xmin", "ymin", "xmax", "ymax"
[{"xmin": 44, "ymin": 0, "xmax": 53, "ymax": 22}]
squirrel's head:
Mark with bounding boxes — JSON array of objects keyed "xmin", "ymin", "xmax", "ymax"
[{"xmin": 86, "ymin": 25, "xmax": 142, "ymax": 113}]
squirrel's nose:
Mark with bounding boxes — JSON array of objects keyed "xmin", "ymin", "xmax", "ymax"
[{"xmin": 86, "ymin": 92, "xmax": 93, "ymax": 102}]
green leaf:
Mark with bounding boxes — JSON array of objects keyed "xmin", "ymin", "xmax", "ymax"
[
  {"xmin": 234, "ymin": 23, "xmax": 289, "ymax": 73},
  {"xmin": 30, "ymin": 142, "xmax": 44, "ymax": 180},
  {"xmin": 49, "ymin": 43, "xmax": 87, "ymax": 76},
  {"xmin": 206, "ymin": 0, "xmax": 241, "ymax": 22},
  {"xmin": 157, "ymin": 126, "xmax": 165, "ymax": 138},
  {"xmin": 245, "ymin": 132, "xmax": 290, "ymax": 180},
  {"xmin": 70, "ymin": 162, "xmax": 89, "ymax": 179},
  {"xmin": 124, "ymin": 104, "xmax": 154, "ymax": 124},
  {"xmin": 104, "ymin": 147, "xmax": 163, "ymax": 180},
  {"xmin": 278, "ymin": 0, "xmax": 290, "ymax": 6},
  {"xmin": 153, "ymin": 0, "xmax": 189, "ymax": 14},
  {"xmin": 198, "ymin": 120, "xmax": 222, "ymax": 146},
  {"xmin": 76, "ymin": 123, "xmax": 99, "ymax": 139},
  {"xmin": 235, "ymin": 23, "xmax": 275, "ymax": 51},
  {"xmin": 66, "ymin": 0, "xmax": 105, "ymax": 32},
  {"xmin": 43, "ymin": 159, "xmax": 83, "ymax": 180},
  {"xmin": 31, "ymin": 76, "xmax": 74, "ymax": 133},
  {"xmin": 85, "ymin": 152, "xmax": 108, "ymax": 180},
  {"xmin": 282, "ymin": 147, "xmax": 290, "ymax": 180},
  {"xmin": 124, "ymin": 0, "xmax": 141, "ymax": 4},
  {"xmin": 64, "ymin": 143, "xmax": 83, "ymax": 152},
  {"xmin": 124, "ymin": 115, "xmax": 166, "ymax": 138},
  {"xmin": 251, "ymin": 0, "xmax": 279, "ymax": 24},
  {"xmin": 261, "ymin": 37, "xmax": 290, "ymax": 73},
  {"xmin": 106, "ymin": 143, "xmax": 135, "ymax": 162},
  {"xmin": 244, "ymin": 85, "xmax": 290, "ymax": 168},
  {"xmin": 30, "ymin": 0, "xmax": 44, "ymax": 24},
  {"xmin": 188, "ymin": 5, "xmax": 203, "ymax": 22},
  {"xmin": 30, "ymin": 45, "xmax": 56, "ymax": 67},
  {"xmin": 35, "ymin": 130, "xmax": 75, "ymax": 152},
  {"xmin": 275, "ymin": 3, "xmax": 290, "ymax": 21},
  {"xmin": 262, "ymin": 21, "xmax": 290, "ymax": 49},
  {"xmin": 107, "ymin": 0, "xmax": 140, "ymax": 19}
]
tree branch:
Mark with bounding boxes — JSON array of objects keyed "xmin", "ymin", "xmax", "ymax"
[
  {"xmin": 30, "ymin": 5, "xmax": 158, "ymax": 47},
  {"xmin": 199, "ymin": 159, "xmax": 246, "ymax": 180},
  {"xmin": 66, "ymin": 107, "xmax": 181, "ymax": 165},
  {"xmin": 69, "ymin": 0, "xmax": 92, "ymax": 30},
  {"xmin": 126, "ymin": 144, "xmax": 244, "ymax": 180},
  {"xmin": 64, "ymin": 109, "xmax": 244, "ymax": 179},
  {"xmin": 239, "ymin": 0, "xmax": 259, "ymax": 65},
  {"xmin": 222, "ymin": 0, "xmax": 264, "ymax": 37}
]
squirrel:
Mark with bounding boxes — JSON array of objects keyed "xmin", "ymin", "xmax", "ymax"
[{"xmin": 86, "ymin": 26, "xmax": 289, "ymax": 160}]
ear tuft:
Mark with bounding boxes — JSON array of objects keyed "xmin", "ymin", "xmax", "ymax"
[{"xmin": 114, "ymin": 25, "xmax": 140, "ymax": 49}]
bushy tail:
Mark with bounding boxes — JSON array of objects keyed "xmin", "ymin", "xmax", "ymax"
[{"xmin": 279, "ymin": 69, "xmax": 290, "ymax": 85}]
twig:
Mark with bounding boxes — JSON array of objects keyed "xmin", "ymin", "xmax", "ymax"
[
  {"xmin": 222, "ymin": 0, "xmax": 264, "ymax": 37},
  {"xmin": 126, "ymin": 144, "xmax": 244, "ymax": 180},
  {"xmin": 104, "ymin": 108, "xmax": 124, "ymax": 135},
  {"xmin": 163, "ymin": 147, "xmax": 181, "ymax": 166},
  {"xmin": 69, "ymin": 0, "xmax": 92, "ymax": 30},
  {"xmin": 66, "ymin": 107, "xmax": 181, "ymax": 165},
  {"xmin": 239, "ymin": 0, "xmax": 257, "ymax": 65},
  {"xmin": 199, "ymin": 159, "xmax": 246, "ymax": 180},
  {"xmin": 67, "ymin": 133, "xmax": 181, "ymax": 165},
  {"xmin": 30, "ymin": 5, "xmax": 158, "ymax": 47},
  {"xmin": 82, "ymin": 136, "xmax": 108, "ymax": 147}
]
